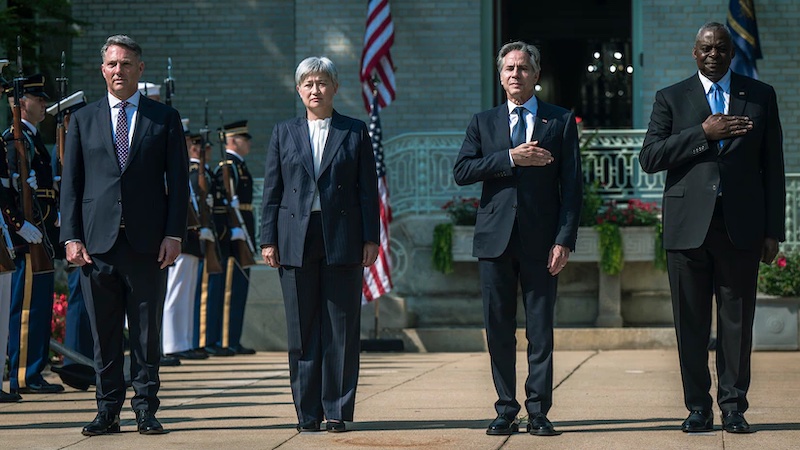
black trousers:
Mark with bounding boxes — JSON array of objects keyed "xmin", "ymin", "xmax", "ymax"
[
  {"xmin": 479, "ymin": 223, "xmax": 557, "ymax": 419},
  {"xmin": 667, "ymin": 200, "xmax": 761, "ymax": 413},
  {"xmin": 81, "ymin": 230, "xmax": 167, "ymax": 415},
  {"xmin": 279, "ymin": 213, "xmax": 363, "ymax": 424}
]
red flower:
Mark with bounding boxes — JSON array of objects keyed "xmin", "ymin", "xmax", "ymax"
[{"xmin": 777, "ymin": 257, "xmax": 787, "ymax": 268}]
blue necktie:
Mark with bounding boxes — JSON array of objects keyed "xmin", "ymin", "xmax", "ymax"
[
  {"xmin": 511, "ymin": 107, "xmax": 526, "ymax": 147},
  {"xmin": 710, "ymin": 83, "xmax": 726, "ymax": 148}
]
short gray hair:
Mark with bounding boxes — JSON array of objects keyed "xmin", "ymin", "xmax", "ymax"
[
  {"xmin": 101, "ymin": 35, "xmax": 142, "ymax": 61},
  {"xmin": 695, "ymin": 22, "xmax": 732, "ymax": 43},
  {"xmin": 496, "ymin": 41, "xmax": 541, "ymax": 75},
  {"xmin": 295, "ymin": 56, "xmax": 338, "ymax": 86}
]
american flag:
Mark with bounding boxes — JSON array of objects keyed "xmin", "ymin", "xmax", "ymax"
[
  {"xmin": 362, "ymin": 93, "xmax": 393, "ymax": 303},
  {"xmin": 360, "ymin": 0, "xmax": 396, "ymax": 113}
]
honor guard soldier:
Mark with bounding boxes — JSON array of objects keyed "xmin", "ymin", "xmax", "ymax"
[
  {"xmin": 163, "ymin": 120, "xmax": 209, "ymax": 360},
  {"xmin": 0, "ymin": 79, "xmax": 19, "ymax": 402},
  {"xmin": 1, "ymin": 74, "xmax": 64, "ymax": 395},
  {"xmin": 208, "ymin": 120, "xmax": 256, "ymax": 355}
]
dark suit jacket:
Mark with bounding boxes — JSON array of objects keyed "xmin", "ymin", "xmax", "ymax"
[
  {"xmin": 60, "ymin": 95, "xmax": 189, "ymax": 254},
  {"xmin": 453, "ymin": 100, "xmax": 583, "ymax": 259},
  {"xmin": 259, "ymin": 110, "xmax": 379, "ymax": 267},
  {"xmin": 640, "ymin": 72, "xmax": 785, "ymax": 251}
]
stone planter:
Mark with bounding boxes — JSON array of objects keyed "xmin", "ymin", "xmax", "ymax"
[
  {"xmin": 753, "ymin": 294, "xmax": 800, "ymax": 350},
  {"xmin": 443, "ymin": 225, "xmax": 665, "ymax": 328},
  {"xmin": 451, "ymin": 225, "xmax": 475, "ymax": 261}
]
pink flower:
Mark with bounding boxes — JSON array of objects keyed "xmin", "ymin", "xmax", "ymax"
[{"xmin": 777, "ymin": 257, "xmax": 787, "ymax": 268}]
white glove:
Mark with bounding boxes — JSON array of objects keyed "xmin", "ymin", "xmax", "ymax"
[
  {"xmin": 199, "ymin": 227, "xmax": 215, "ymax": 242},
  {"xmin": 205, "ymin": 194, "xmax": 214, "ymax": 208},
  {"xmin": 17, "ymin": 221, "xmax": 43, "ymax": 244},
  {"xmin": 230, "ymin": 227, "xmax": 246, "ymax": 241},
  {"xmin": 53, "ymin": 175, "xmax": 61, "ymax": 191},
  {"xmin": 26, "ymin": 170, "xmax": 38, "ymax": 190},
  {"xmin": 229, "ymin": 195, "xmax": 240, "ymax": 210},
  {"xmin": 55, "ymin": 212, "xmax": 61, "ymax": 227}
]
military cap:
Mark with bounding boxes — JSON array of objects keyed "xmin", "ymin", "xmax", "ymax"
[
  {"xmin": 4, "ymin": 73, "xmax": 50, "ymax": 99},
  {"xmin": 137, "ymin": 81, "xmax": 161, "ymax": 98},
  {"xmin": 223, "ymin": 120, "xmax": 251, "ymax": 139}
]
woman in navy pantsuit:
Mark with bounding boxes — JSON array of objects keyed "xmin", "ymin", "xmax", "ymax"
[{"xmin": 259, "ymin": 57, "xmax": 380, "ymax": 433}]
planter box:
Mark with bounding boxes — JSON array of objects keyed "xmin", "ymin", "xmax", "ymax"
[
  {"xmin": 452, "ymin": 226, "xmax": 658, "ymax": 263},
  {"xmin": 753, "ymin": 295, "xmax": 800, "ymax": 350},
  {"xmin": 572, "ymin": 226, "xmax": 657, "ymax": 262}
]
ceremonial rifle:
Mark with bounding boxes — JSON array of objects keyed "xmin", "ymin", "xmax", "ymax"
[
  {"xmin": 0, "ymin": 59, "xmax": 16, "ymax": 273},
  {"xmin": 164, "ymin": 57, "xmax": 175, "ymax": 107},
  {"xmin": 197, "ymin": 100, "xmax": 223, "ymax": 273},
  {"xmin": 11, "ymin": 36, "xmax": 53, "ymax": 273},
  {"xmin": 217, "ymin": 111, "xmax": 256, "ymax": 268},
  {"xmin": 55, "ymin": 51, "xmax": 67, "ymax": 176}
]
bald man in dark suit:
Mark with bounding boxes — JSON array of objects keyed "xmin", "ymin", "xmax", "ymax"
[{"xmin": 640, "ymin": 22, "xmax": 784, "ymax": 434}]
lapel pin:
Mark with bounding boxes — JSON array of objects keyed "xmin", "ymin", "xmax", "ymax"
[
  {"xmin": 739, "ymin": 91, "xmax": 745, "ymax": 96},
  {"xmin": 541, "ymin": 118, "xmax": 548, "ymax": 124}
]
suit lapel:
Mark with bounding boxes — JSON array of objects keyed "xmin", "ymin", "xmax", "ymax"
[
  {"xmin": 317, "ymin": 111, "xmax": 348, "ymax": 179},
  {"xmin": 493, "ymin": 106, "xmax": 509, "ymax": 151},
  {"xmin": 685, "ymin": 76, "xmax": 713, "ymax": 125},
  {"xmin": 98, "ymin": 98, "xmax": 117, "ymax": 166},
  {"xmin": 532, "ymin": 101, "xmax": 555, "ymax": 144},
  {"xmin": 728, "ymin": 73, "xmax": 748, "ymax": 117},
  {"xmin": 288, "ymin": 117, "xmax": 315, "ymax": 178},
  {"xmin": 125, "ymin": 96, "xmax": 152, "ymax": 173},
  {"xmin": 721, "ymin": 74, "xmax": 749, "ymax": 155}
]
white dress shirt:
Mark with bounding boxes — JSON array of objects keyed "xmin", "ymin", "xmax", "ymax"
[
  {"xmin": 308, "ymin": 118, "xmax": 331, "ymax": 211},
  {"xmin": 698, "ymin": 69, "xmax": 731, "ymax": 114},
  {"xmin": 507, "ymin": 96, "xmax": 538, "ymax": 166}
]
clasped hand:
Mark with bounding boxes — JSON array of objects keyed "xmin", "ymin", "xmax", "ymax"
[
  {"xmin": 702, "ymin": 113, "xmax": 753, "ymax": 141},
  {"xmin": 510, "ymin": 140, "xmax": 554, "ymax": 167}
]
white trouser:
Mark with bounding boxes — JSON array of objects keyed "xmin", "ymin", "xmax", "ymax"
[
  {"xmin": 163, "ymin": 253, "xmax": 199, "ymax": 354},
  {"xmin": 0, "ymin": 272, "xmax": 13, "ymax": 391}
]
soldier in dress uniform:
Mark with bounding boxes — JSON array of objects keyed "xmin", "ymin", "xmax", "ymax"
[
  {"xmin": 0, "ymin": 82, "xmax": 18, "ymax": 401},
  {"xmin": 1, "ymin": 74, "xmax": 64, "ymax": 395},
  {"xmin": 163, "ymin": 120, "xmax": 209, "ymax": 360},
  {"xmin": 208, "ymin": 120, "xmax": 256, "ymax": 355},
  {"xmin": 137, "ymin": 82, "xmax": 161, "ymax": 102}
]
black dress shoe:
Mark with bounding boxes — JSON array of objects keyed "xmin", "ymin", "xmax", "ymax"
[
  {"xmin": 326, "ymin": 420, "xmax": 346, "ymax": 433},
  {"xmin": 134, "ymin": 410, "xmax": 167, "ymax": 435},
  {"xmin": 14, "ymin": 379, "xmax": 65, "ymax": 394},
  {"xmin": 527, "ymin": 412, "xmax": 560, "ymax": 436},
  {"xmin": 0, "ymin": 390, "xmax": 22, "ymax": 403},
  {"xmin": 159, "ymin": 355, "xmax": 181, "ymax": 366},
  {"xmin": 167, "ymin": 350, "xmax": 209, "ymax": 360},
  {"xmin": 297, "ymin": 421, "xmax": 322, "ymax": 432},
  {"xmin": 486, "ymin": 414, "xmax": 518, "ymax": 435},
  {"xmin": 681, "ymin": 410, "xmax": 713, "ymax": 432},
  {"xmin": 229, "ymin": 344, "xmax": 256, "ymax": 355},
  {"xmin": 722, "ymin": 411, "xmax": 752, "ymax": 433},
  {"xmin": 205, "ymin": 345, "xmax": 235, "ymax": 357},
  {"xmin": 82, "ymin": 413, "xmax": 121, "ymax": 436}
]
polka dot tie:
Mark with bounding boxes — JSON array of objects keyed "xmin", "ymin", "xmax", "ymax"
[{"xmin": 115, "ymin": 101, "xmax": 129, "ymax": 169}]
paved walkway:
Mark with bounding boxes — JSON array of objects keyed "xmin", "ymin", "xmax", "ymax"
[{"xmin": 1, "ymin": 350, "xmax": 798, "ymax": 449}]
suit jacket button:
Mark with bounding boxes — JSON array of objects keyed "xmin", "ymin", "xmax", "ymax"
[
  {"xmin": 341, "ymin": 209, "xmax": 346, "ymax": 215},
  {"xmin": 337, "ymin": 184, "xmax": 342, "ymax": 190},
  {"xmin": 290, "ymin": 214, "xmax": 294, "ymax": 218},
  {"xmin": 512, "ymin": 204, "xmax": 517, "ymax": 209},
  {"xmin": 293, "ymin": 188, "xmax": 297, "ymax": 193}
]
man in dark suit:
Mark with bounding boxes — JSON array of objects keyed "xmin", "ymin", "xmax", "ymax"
[
  {"xmin": 453, "ymin": 41, "xmax": 582, "ymax": 436},
  {"xmin": 60, "ymin": 34, "xmax": 189, "ymax": 436},
  {"xmin": 640, "ymin": 22, "xmax": 784, "ymax": 434},
  {"xmin": 260, "ymin": 56, "xmax": 379, "ymax": 433}
]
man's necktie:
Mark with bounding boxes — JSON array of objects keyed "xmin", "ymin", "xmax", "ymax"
[
  {"xmin": 511, "ymin": 106, "xmax": 526, "ymax": 148},
  {"xmin": 710, "ymin": 83, "xmax": 726, "ymax": 149},
  {"xmin": 115, "ymin": 101, "xmax": 129, "ymax": 169}
]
